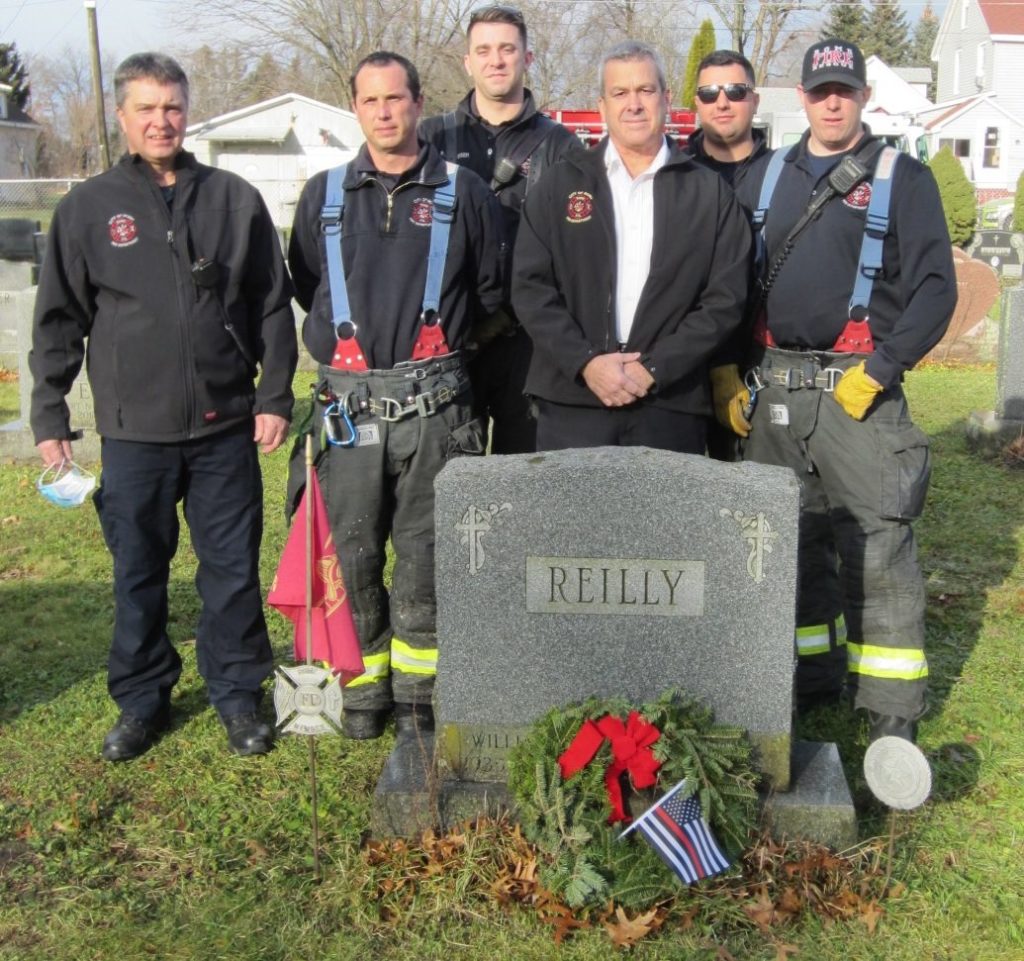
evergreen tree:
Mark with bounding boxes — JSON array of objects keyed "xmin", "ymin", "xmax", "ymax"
[
  {"xmin": 862, "ymin": 0, "xmax": 911, "ymax": 65},
  {"xmin": 682, "ymin": 19, "xmax": 717, "ymax": 106},
  {"xmin": 820, "ymin": 0, "xmax": 865, "ymax": 47},
  {"xmin": 928, "ymin": 146, "xmax": 977, "ymax": 246},
  {"xmin": 911, "ymin": 2, "xmax": 939, "ymax": 99},
  {"xmin": 0, "ymin": 42, "xmax": 30, "ymax": 110}
]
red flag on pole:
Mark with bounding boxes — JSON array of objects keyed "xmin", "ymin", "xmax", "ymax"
[{"xmin": 268, "ymin": 472, "xmax": 364, "ymax": 683}]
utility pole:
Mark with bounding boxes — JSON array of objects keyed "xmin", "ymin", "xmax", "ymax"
[{"xmin": 85, "ymin": 0, "xmax": 112, "ymax": 170}]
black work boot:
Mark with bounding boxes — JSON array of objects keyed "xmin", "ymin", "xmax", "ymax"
[
  {"xmin": 867, "ymin": 711, "xmax": 918, "ymax": 744},
  {"xmin": 394, "ymin": 703, "xmax": 434, "ymax": 738},
  {"xmin": 342, "ymin": 708, "xmax": 389, "ymax": 740},
  {"xmin": 102, "ymin": 707, "xmax": 170, "ymax": 762},
  {"xmin": 222, "ymin": 713, "xmax": 274, "ymax": 756}
]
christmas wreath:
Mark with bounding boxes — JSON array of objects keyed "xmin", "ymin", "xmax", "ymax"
[{"xmin": 506, "ymin": 689, "xmax": 760, "ymax": 909}]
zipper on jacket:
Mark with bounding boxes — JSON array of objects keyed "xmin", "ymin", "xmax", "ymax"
[{"xmin": 164, "ymin": 206, "xmax": 199, "ymax": 439}]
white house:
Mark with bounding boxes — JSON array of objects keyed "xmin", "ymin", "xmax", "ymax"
[
  {"xmin": 929, "ymin": 0, "xmax": 1024, "ymax": 194},
  {"xmin": 184, "ymin": 93, "xmax": 365, "ymax": 228},
  {"xmin": 0, "ymin": 83, "xmax": 41, "ymax": 178},
  {"xmin": 865, "ymin": 57, "xmax": 933, "ymax": 114}
]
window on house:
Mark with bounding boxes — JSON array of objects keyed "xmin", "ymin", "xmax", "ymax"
[
  {"xmin": 938, "ymin": 138, "xmax": 971, "ymax": 158},
  {"xmin": 977, "ymin": 42, "xmax": 986, "ymax": 85},
  {"xmin": 954, "ymin": 49, "xmax": 961, "ymax": 94},
  {"xmin": 961, "ymin": 0, "xmax": 969, "ymax": 29},
  {"xmin": 983, "ymin": 127, "xmax": 1000, "ymax": 168}
]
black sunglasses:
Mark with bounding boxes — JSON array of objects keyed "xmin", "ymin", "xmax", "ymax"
[{"xmin": 696, "ymin": 83, "xmax": 753, "ymax": 104}]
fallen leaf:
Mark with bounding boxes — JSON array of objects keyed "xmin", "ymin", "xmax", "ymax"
[
  {"xmin": 858, "ymin": 899, "xmax": 884, "ymax": 935},
  {"xmin": 603, "ymin": 905, "xmax": 663, "ymax": 949},
  {"xmin": 773, "ymin": 945, "xmax": 799, "ymax": 961}
]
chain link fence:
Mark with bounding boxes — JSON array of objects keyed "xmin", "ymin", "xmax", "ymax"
[{"xmin": 0, "ymin": 179, "xmax": 83, "ymax": 234}]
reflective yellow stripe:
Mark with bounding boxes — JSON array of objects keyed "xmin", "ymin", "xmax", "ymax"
[
  {"xmin": 847, "ymin": 642, "xmax": 928, "ymax": 680},
  {"xmin": 795, "ymin": 614, "xmax": 847, "ymax": 657},
  {"xmin": 345, "ymin": 651, "xmax": 390, "ymax": 688},
  {"xmin": 795, "ymin": 622, "xmax": 831, "ymax": 656},
  {"xmin": 391, "ymin": 637, "xmax": 438, "ymax": 677}
]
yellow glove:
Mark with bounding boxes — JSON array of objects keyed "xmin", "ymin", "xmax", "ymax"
[
  {"xmin": 709, "ymin": 364, "xmax": 751, "ymax": 437},
  {"xmin": 833, "ymin": 360, "xmax": 883, "ymax": 420}
]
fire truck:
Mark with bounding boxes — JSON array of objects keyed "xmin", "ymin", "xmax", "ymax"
[{"xmin": 546, "ymin": 109, "xmax": 698, "ymax": 147}]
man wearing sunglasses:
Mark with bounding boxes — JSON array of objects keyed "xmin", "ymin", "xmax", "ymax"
[
  {"xmin": 686, "ymin": 50, "xmax": 770, "ymax": 214},
  {"xmin": 420, "ymin": 5, "xmax": 581, "ymax": 455},
  {"xmin": 713, "ymin": 39, "xmax": 955, "ymax": 795},
  {"xmin": 513, "ymin": 40, "xmax": 749, "ymax": 454},
  {"xmin": 689, "ymin": 51, "xmax": 772, "ymax": 462}
]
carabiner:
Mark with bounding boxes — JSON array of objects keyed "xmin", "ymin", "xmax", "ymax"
[
  {"xmin": 742, "ymin": 368, "xmax": 765, "ymax": 422},
  {"xmin": 323, "ymin": 400, "xmax": 357, "ymax": 447}
]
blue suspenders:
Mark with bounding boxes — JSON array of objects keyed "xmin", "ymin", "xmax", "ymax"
[
  {"xmin": 319, "ymin": 162, "xmax": 461, "ymax": 337},
  {"xmin": 753, "ymin": 145, "xmax": 900, "ymax": 318}
]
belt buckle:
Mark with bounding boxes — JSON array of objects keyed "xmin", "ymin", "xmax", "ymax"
[
  {"xmin": 377, "ymin": 396, "xmax": 404, "ymax": 422},
  {"xmin": 822, "ymin": 367, "xmax": 844, "ymax": 393},
  {"xmin": 415, "ymin": 391, "xmax": 437, "ymax": 417}
]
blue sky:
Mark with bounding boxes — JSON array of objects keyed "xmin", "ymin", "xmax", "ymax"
[{"xmin": 4, "ymin": 0, "xmax": 948, "ymax": 62}]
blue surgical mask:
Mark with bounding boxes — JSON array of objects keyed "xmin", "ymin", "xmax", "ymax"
[{"xmin": 36, "ymin": 460, "xmax": 96, "ymax": 508}]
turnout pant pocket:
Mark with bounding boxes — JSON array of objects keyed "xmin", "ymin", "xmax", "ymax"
[
  {"xmin": 879, "ymin": 424, "xmax": 931, "ymax": 521},
  {"xmin": 446, "ymin": 416, "xmax": 487, "ymax": 458}
]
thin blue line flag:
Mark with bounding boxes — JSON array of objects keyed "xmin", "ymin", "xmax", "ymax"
[{"xmin": 619, "ymin": 779, "xmax": 730, "ymax": 885}]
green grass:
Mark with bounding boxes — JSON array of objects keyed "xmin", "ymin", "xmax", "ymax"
[{"xmin": 1, "ymin": 367, "xmax": 1022, "ymax": 960}]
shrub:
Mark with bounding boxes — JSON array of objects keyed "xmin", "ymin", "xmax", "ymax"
[{"xmin": 928, "ymin": 146, "xmax": 977, "ymax": 246}]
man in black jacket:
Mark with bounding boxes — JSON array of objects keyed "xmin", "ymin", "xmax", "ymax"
[
  {"xmin": 289, "ymin": 52, "xmax": 504, "ymax": 740},
  {"xmin": 30, "ymin": 53, "xmax": 298, "ymax": 761},
  {"xmin": 687, "ymin": 50, "xmax": 772, "ymax": 461},
  {"xmin": 713, "ymin": 39, "xmax": 956, "ymax": 787},
  {"xmin": 512, "ymin": 40, "xmax": 750, "ymax": 453},
  {"xmin": 419, "ymin": 4, "xmax": 581, "ymax": 454}
]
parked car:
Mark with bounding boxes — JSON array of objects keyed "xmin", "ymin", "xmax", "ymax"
[{"xmin": 979, "ymin": 197, "xmax": 1016, "ymax": 232}]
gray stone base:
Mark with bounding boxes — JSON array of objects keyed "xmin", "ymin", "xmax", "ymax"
[
  {"xmin": 372, "ymin": 736, "xmax": 856, "ymax": 850},
  {"xmin": 966, "ymin": 409, "xmax": 1024, "ymax": 455},
  {"xmin": 760, "ymin": 740, "xmax": 856, "ymax": 849}
]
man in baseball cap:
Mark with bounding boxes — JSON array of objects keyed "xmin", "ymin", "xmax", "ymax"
[{"xmin": 801, "ymin": 38, "xmax": 867, "ymax": 92}]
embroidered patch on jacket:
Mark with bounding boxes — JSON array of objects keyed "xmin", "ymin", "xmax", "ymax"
[
  {"xmin": 108, "ymin": 213, "xmax": 138, "ymax": 247},
  {"xmin": 409, "ymin": 198, "xmax": 434, "ymax": 226},
  {"xmin": 843, "ymin": 181, "xmax": 872, "ymax": 210},
  {"xmin": 566, "ymin": 191, "xmax": 594, "ymax": 223}
]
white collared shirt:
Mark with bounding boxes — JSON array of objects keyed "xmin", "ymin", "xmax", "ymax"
[{"xmin": 604, "ymin": 138, "xmax": 670, "ymax": 344}]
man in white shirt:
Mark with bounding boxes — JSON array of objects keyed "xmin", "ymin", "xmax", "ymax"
[{"xmin": 512, "ymin": 40, "xmax": 751, "ymax": 451}]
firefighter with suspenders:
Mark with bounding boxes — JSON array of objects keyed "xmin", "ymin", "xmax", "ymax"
[
  {"xmin": 288, "ymin": 52, "xmax": 504, "ymax": 740},
  {"xmin": 710, "ymin": 39, "xmax": 956, "ymax": 798}
]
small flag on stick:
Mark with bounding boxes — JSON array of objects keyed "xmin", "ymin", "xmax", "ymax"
[
  {"xmin": 619, "ymin": 779, "xmax": 730, "ymax": 885},
  {"xmin": 268, "ymin": 470, "xmax": 363, "ymax": 683}
]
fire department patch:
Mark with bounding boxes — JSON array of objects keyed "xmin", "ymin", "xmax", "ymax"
[
  {"xmin": 843, "ymin": 181, "xmax": 872, "ymax": 210},
  {"xmin": 108, "ymin": 213, "xmax": 138, "ymax": 247},
  {"xmin": 566, "ymin": 191, "xmax": 594, "ymax": 224},
  {"xmin": 409, "ymin": 198, "xmax": 434, "ymax": 226}
]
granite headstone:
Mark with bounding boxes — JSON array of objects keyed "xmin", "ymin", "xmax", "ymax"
[
  {"xmin": 433, "ymin": 447, "xmax": 800, "ymax": 790},
  {"xmin": 967, "ymin": 284, "xmax": 1024, "ymax": 450}
]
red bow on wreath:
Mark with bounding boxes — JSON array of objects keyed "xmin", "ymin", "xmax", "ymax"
[{"xmin": 557, "ymin": 711, "xmax": 661, "ymax": 824}]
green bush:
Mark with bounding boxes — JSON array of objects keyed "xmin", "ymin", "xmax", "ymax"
[
  {"xmin": 1014, "ymin": 169, "xmax": 1024, "ymax": 232},
  {"xmin": 927, "ymin": 145, "xmax": 977, "ymax": 246}
]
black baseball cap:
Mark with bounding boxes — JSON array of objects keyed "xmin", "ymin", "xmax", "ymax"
[{"xmin": 801, "ymin": 38, "xmax": 866, "ymax": 91}]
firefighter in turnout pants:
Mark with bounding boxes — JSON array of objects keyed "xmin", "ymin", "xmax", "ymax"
[
  {"xmin": 288, "ymin": 52, "xmax": 504, "ymax": 740},
  {"xmin": 711, "ymin": 39, "xmax": 956, "ymax": 802}
]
